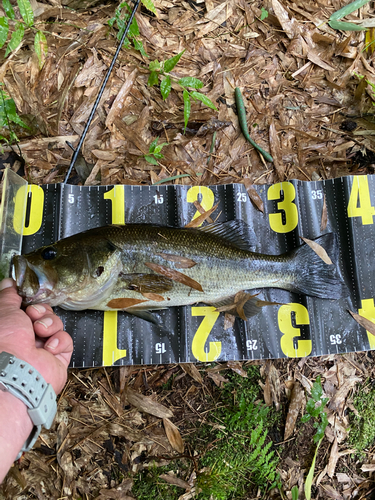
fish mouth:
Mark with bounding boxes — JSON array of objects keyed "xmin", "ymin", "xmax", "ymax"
[{"xmin": 12, "ymin": 255, "xmax": 54, "ymax": 305}]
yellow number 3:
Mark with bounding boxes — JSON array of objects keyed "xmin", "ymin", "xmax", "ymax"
[
  {"xmin": 268, "ymin": 182, "xmax": 298, "ymax": 233},
  {"xmin": 278, "ymin": 303, "xmax": 312, "ymax": 357}
]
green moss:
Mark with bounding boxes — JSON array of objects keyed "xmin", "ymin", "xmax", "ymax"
[
  {"xmin": 130, "ymin": 365, "xmax": 282, "ymax": 500},
  {"xmin": 132, "ymin": 463, "xmax": 185, "ymax": 500},
  {"xmin": 196, "ymin": 366, "xmax": 281, "ymax": 499},
  {"xmin": 349, "ymin": 381, "xmax": 375, "ymax": 455}
]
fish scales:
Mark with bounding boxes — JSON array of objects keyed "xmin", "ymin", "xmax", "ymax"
[{"xmin": 12, "ymin": 222, "xmax": 349, "ymax": 318}]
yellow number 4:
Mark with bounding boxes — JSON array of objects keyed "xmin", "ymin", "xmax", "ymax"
[{"xmin": 347, "ymin": 176, "xmax": 375, "ymax": 225}]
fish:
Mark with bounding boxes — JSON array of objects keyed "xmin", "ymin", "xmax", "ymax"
[{"xmin": 12, "ymin": 221, "xmax": 349, "ymax": 321}]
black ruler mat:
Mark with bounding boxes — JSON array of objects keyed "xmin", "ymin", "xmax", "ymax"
[{"xmin": 10, "ymin": 175, "xmax": 375, "ymax": 367}]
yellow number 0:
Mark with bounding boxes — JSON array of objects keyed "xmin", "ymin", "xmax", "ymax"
[
  {"xmin": 13, "ymin": 184, "xmax": 44, "ymax": 235},
  {"xmin": 278, "ymin": 303, "xmax": 312, "ymax": 357},
  {"xmin": 191, "ymin": 306, "xmax": 221, "ymax": 362},
  {"xmin": 102, "ymin": 186, "xmax": 126, "ymax": 365},
  {"xmin": 268, "ymin": 182, "xmax": 298, "ymax": 233}
]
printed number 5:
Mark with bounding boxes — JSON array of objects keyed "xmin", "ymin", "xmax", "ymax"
[{"xmin": 267, "ymin": 182, "xmax": 298, "ymax": 233}]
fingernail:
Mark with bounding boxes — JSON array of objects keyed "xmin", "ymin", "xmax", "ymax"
[
  {"xmin": 31, "ymin": 304, "xmax": 46, "ymax": 314},
  {"xmin": 46, "ymin": 338, "xmax": 59, "ymax": 350},
  {"xmin": 0, "ymin": 278, "xmax": 14, "ymax": 291},
  {"xmin": 35, "ymin": 317, "xmax": 53, "ymax": 328}
]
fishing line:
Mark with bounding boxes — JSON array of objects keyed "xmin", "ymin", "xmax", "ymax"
[{"xmin": 63, "ymin": 0, "xmax": 141, "ymax": 184}]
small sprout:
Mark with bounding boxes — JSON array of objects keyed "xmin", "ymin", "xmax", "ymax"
[
  {"xmin": 144, "ymin": 137, "xmax": 168, "ymax": 165},
  {"xmin": 260, "ymin": 7, "xmax": 269, "ymax": 20}
]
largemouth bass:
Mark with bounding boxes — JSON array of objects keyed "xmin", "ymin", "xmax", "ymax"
[{"xmin": 12, "ymin": 221, "xmax": 348, "ymax": 319}]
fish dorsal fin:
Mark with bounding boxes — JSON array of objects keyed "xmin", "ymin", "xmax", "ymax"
[{"xmin": 198, "ymin": 220, "xmax": 256, "ymax": 251}]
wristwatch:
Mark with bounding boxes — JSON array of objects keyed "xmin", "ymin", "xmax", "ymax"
[{"xmin": 0, "ymin": 351, "xmax": 57, "ymax": 459}]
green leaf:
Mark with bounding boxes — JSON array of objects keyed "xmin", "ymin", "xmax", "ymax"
[
  {"xmin": 304, "ymin": 438, "xmax": 322, "ymax": 500},
  {"xmin": 183, "ymin": 89, "xmax": 191, "ymax": 132},
  {"xmin": 34, "ymin": 31, "xmax": 47, "ymax": 69},
  {"xmin": 2, "ymin": 0, "xmax": 15, "ymax": 20},
  {"xmin": 17, "ymin": 0, "xmax": 34, "ymax": 26},
  {"xmin": 2, "ymin": 97, "xmax": 29, "ymax": 128},
  {"xmin": 5, "ymin": 22, "xmax": 24, "ymax": 56},
  {"xmin": 144, "ymin": 155, "xmax": 159, "ymax": 165},
  {"xmin": 153, "ymin": 152, "xmax": 164, "ymax": 159},
  {"xmin": 128, "ymin": 17, "xmax": 140, "ymax": 37},
  {"xmin": 177, "ymin": 77, "xmax": 203, "ymax": 89},
  {"xmin": 148, "ymin": 70, "xmax": 159, "ymax": 86},
  {"xmin": 132, "ymin": 37, "xmax": 147, "ymax": 57},
  {"xmin": 154, "ymin": 143, "xmax": 168, "ymax": 154},
  {"xmin": 149, "ymin": 60, "xmax": 161, "ymax": 71},
  {"xmin": 328, "ymin": 19, "xmax": 367, "ymax": 31},
  {"xmin": 260, "ymin": 7, "xmax": 268, "ymax": 20},
  {"xmin": 311, "ymin": 376, "xmax": 323, "ymax": 402},
  {"xmin": 291, "ymin": 485, "xmax": 299, "ymax": 500},
  {"xmin": 141, "ymin": 0, "xmax": 157, "ymax": 16},
  {"xmin": 164, "ymin": 49, "xmax": 185, "ymax": 73},
  {"xmin": 160, "ymin": 75, "xmax": 171, "ymax": 100},
  {"xmin": 149, "ymin": 137, "xmax": 159, "ymax": 153},
  {"xmin": 0, "ymin": 17, "xmax": 9, "ymax": 49},
  {"xmin": 330, "ymin": 0, "xmax": 371, "ymax": 21},
  {"xmin": 189, "ymin": 91, "xmax": 218, "ymax": 110}
]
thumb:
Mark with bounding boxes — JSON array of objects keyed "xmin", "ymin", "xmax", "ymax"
[{"xmin": 0, "ymin": 279, "xmax": 22, "ymax": 310}]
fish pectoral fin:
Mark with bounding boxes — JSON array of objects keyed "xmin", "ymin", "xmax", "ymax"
[
  {"xmin": 198, "ymin": 220, "xmax": 257, "ymax": 252},
  {"xmin": 125, "ymin": 308, "xmax": 170, "ymax": 333},
  {"xmin": 119, "ymin": 273, "xmax": 173, "ymax": 293}
]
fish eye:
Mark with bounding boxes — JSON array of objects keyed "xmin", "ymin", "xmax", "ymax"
[{"xmin": 41, "ymin": 247, "xmax": 57, "ymax": 260}]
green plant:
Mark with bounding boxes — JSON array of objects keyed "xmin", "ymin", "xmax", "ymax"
[
  {"xmin": 196, "ymin": 366, "xmax": 281, "ymax": 499},
  {"xmin": 144, "ymin": 136, "xmax": 168, "ymax": 165},
  {"xmin": 348, "ymin": 381, "xmax": 375, "ymax": 455},
  {"xmin": 260, "ymin": 7, "xmax": 269, "ymax": 20},
  {"xmin": 132, "ymin": 463, "xmax": 185, "ymax": 500},
  {"xmin": 0, "ymin": 0, "xmax": 47, "ymax": 68},
  {"xmin": 301, "ymin": 376, "xmax": 329, "ymax": 500},
  {"xmin": 0, "ymin": 83, "xmax": 28, "ymax": 151},
  {"xmin": 147, "ymin": 51, "xmax": 218, "ymax": 131},
  {"xmin": 108, "ymin": 1, "xmax": 152, "ymax": 57}
]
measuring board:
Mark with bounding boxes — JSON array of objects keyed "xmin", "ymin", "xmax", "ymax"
[{"xmin": 2, "ymin": 172, "xmax": 375, "ymax": 368}]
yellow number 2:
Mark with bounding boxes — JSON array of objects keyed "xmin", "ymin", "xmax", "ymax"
[
  {"xmin": 268, "ymin": 182, "xmax": 298, "ymax": 233},
  {"xmin": 278, "ymin": 303, "xmax": 312, "ymax": 357},
  {"xmin": 347, "ymin": 175, "xmax": 375, "ymax": 225},
  {"xmin": 187, "ymin": 186, "xmax": 214, "ymax": 226},
  {"xmin": 191, "ymin": 306, "xmax": 221, "ymax": 361}
]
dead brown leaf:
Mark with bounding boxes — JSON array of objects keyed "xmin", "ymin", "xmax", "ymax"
[
  {"xmin": 227, "ymin": 360, "xmax": 247, "ymax": 378},
  {"xmin": 184, "ymin": 203, "xmax": 219, "ymax": 228},
  {"xmin": 144, "ymin": 263, "xmax": 203, "ymax": 292},
  {"xmin": 163, "ymin": 418, "xmax": 185, "ymax": 453},
  {"xmin": 125, "ymin": 387, "xmax": 173, "ymax": 419},
  {"xmin": 327, "ymin": 438, "xmax": 340, "ymax": 478},
  {"xmin": 284, "ymin": 381, "xmax": 305, "ymax": 440},
  {"xmin": 106, "ymin": 298, "xmax": 148, "ymax": 309},
  {"xmin": 156, "ymin": 253, "xmax": 197, "ymax": 269},
  {"xmin": 180, "ymin": 363, "xmax": 203, "ymax": 384},
  {"xmin": 243, "ymin": 178, "xmax": 264, "ymax": 213},
  {"xmin": 141, "ymin": 292, "xmax": 165, "ymax": 301},
  {"xmin": 300, "ymin": 237, "xmax": 333, "ymax": 265},
  {"xmin": 349, "ymin": 310, "xmax": 375, "ymax": 336},
  {"xmin": 321, "ymin": 194, "xmax": 328, "ymax": 232},
  {"xmin": 159, "ymin": 473, "xmax": 191, "ymax": 490}
]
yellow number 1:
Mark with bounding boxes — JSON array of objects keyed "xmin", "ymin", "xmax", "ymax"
[{"xmin": 104, "ymin": 186, "xmax": 125, "ymax": 225}]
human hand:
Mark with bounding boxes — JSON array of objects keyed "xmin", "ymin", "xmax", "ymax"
[{"xmin": 0, "ymin": 278, "xmax": 73, "ymax": 394}]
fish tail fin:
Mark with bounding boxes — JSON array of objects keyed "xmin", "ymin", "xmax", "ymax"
[{"xmin": 289, "ymin": 233, "xmax": 349, "ymax": 299}]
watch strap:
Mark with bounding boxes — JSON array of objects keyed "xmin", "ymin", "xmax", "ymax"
[{"xmin": 0, "ymin": 351, "xmax": 57, "ymax": 458}]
